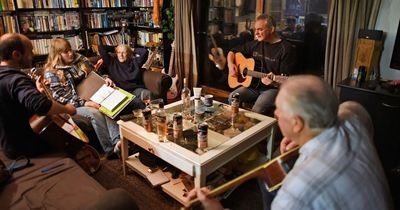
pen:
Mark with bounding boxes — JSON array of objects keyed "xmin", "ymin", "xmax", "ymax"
[{"xmin": 41, "ymin": 162, "xmax": 65, "ymax": 173}]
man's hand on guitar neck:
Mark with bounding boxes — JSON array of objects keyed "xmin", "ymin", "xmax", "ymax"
[
  {"xmin": 261, "ymin": 72, "xmax": 274, "ymax": 86},
  {"xmin": 280, "ymin": 137, "xmax": 299, "ymax": 154}
]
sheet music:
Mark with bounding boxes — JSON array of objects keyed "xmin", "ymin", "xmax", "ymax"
[
  {"xmin": 90, "ymin": 84, "xmax": 114, "ymax": 104},
  {"xmin": 100, "ymin": 90, "xmax": 127, "ymax": 111}
]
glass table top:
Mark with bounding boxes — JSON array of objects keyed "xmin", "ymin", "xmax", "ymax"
[{"xmin": 131, "ymin": 102, "xmax": 261, "ymax": 155}]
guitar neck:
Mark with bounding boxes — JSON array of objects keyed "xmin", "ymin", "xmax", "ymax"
[
  {"xmin": 210, "ymin": 34, "xmax": 218, "ymax": 49},
  {"xmin": 246, "ymin": 70, "xmax": 269, "ymax": 79},
  {"xmin": 185, "ymin": 147, "xmax": 300, "ymax": 208},
  {"xmin": 167, "ymin": 41, "xmax": 175, "ymax": 77}
]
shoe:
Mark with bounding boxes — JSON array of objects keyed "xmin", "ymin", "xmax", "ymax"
[{"xmin": 113, "ymin": 140, "xmax": 121, "ymax": 153}]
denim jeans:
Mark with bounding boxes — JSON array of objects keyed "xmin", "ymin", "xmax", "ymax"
[
  {"xmin": 228, "ymin": 87, "xmax": 278, "ymax": 115},
  {"xmin": 77, "ymin": 107, "xmax": 120, "ymax": 154}
]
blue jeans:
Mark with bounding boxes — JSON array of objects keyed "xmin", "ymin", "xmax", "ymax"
[
  {"xmin": 228, "ymin": 87, "xmax": 278, "ymax": 115},
  {"xmin": 77, "ymin": 107, "xmax": 120, "ymax": 154}
]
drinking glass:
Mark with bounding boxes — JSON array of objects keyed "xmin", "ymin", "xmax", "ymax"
[{"xmin": 141, "ymin": 91, "xmax": 151, "ymax": 107}]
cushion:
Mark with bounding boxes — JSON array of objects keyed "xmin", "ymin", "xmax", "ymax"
[{"xmin": 0, "ymin": 150, "xmax": 105, "ymax": 210}]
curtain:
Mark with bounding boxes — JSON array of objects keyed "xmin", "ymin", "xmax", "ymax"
[
  {"xmin": 324, "ymin": 0, "xmax": 381, "ymax": 87},
  {"xmin": 171, "ymin": 0, "xmax": 198, "ymax": 91}
]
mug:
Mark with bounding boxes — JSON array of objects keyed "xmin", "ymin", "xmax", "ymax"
[{"xmin": 203, "ymin": 94, "xmax": 213, "ymax": 107}]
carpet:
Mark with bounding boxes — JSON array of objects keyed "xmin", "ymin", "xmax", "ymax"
[{"xmin": 92, "ymin": 159, "xmax": 264, "ymax": 210}]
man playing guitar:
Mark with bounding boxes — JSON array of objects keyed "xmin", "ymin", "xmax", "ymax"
[
  {"xmin": 227, "ymin": 14, "xmax": 296, "ymax": 116},
  {"xmin": 0, "ymin": 33, "xmax": 76, "ymax": 159}
]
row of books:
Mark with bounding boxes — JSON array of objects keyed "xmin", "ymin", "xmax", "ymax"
[
  {"xmin": 0, "ymin": 0, "xmax": 15, "ymax": 11},
  {"xmin": 0, "ymin": 15, "xmax": 19, "ymax": 35},
  {"xmin": 16, "ymin": 0, "xmax": 78, "ymax": 8},
  {"xmin": 132, "ymin": 0, "xmax": 153, "ymax": 7},
  {"xmin": 88, "ymin": 30, "xmax": 132, "ymax": 47},
  {"xmin": 32, "ymin": 34, "xmax": 82, "ymax": 55},
  {"xmin": 131, "ymin": 10, "xmax": 154, "ymax": 27},
  {"xmin": 84, "ymin": 11, "xmax": 124, "ymax": 29},
  {"xmin": 19, "ymin": 11, "xmax": 80, "ymax": 33},
  {"xmin": 136, "ymin": 30, "xmax": 161, "ymax": 47},
  {"xmin": 82, "ymin": 0, "xmax": 127, "ymax": 8}
]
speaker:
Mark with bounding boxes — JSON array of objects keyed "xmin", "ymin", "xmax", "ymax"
[
  {"xmin": 358, "ymin": 29, "xmax": 383, "ymax": 40},
  {"xmin": 354, "ymin": 29, "xmax": 383, "ymax": 80}
]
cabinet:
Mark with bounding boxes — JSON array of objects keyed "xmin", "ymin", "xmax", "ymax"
[
  {"xmin": 337, "ymin": 78, "xmax": 400, "ymax": 208},
  {"xmin": 0, "ymin": 0, "xmax": 166, "ymax": 68}
]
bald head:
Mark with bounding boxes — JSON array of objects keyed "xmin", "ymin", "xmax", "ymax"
[
  {"xmin": 278, "ymin": 75, "xmax": 339, "ymax": 129},
  {"xmin": 0, "ymin": 33, "xmax": 33, "ymax": 68}
]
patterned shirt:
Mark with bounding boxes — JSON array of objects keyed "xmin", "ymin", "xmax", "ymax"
[
  {"xmin": 44, "ymin": 53, "xmax": 93, "ymax": 108},
  {"xmin": 44, "ymin": 68, "xmax": 85, "ymax": 107},
  {"xmin": 271, "ymin": 114, "xmax": 393, "ymax": 210}
]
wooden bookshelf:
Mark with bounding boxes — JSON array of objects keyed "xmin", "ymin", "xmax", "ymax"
[{"xmin": 0, "ymin": 0, "xmax": 170, "ymax": 69}]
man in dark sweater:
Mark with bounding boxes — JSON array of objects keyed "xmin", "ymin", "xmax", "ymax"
[
  {"xmin": 227, "ymin": 14, "xmax": 297, "ymax": 116},
  {"xmin": 0, "ymin": 33, "xmax": 76, "ymax": 159},
  {"xmin": 98, "ymin": 44, "xmax": 151, "ymax": 110}
]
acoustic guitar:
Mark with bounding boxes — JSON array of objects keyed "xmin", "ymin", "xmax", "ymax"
[
  {"xmin": 28, "ymin": 68, "xmax": 101, "ymax": 175},
  {"xmin": 183, "ymin": 147, "xmax": 299, "ymax": 208},
  {"xmin": 228, "ymin": 52, "xmax": 288, "ymax": 89},
  {"xmin": 208, "ymin": 33, "xmax": 227, "ymax": 70}
]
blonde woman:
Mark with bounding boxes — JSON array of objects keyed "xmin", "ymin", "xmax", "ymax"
[{"xmin": 44, "ymin": 38, "xmax": 120, "ymax": 158}]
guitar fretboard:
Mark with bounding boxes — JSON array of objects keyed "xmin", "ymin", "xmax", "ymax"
[{"xmin": 246, "ymin": 70, "xmax": 269, "ymax": 79}]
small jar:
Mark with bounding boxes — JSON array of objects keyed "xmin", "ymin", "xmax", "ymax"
[{"xmin": 231, "ymin": 93, "xmax": 240, "ymax": 114}]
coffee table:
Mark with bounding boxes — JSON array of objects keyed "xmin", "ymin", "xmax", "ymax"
[{"xmin": 118, "ymin": 99, "xmax": 276, "ymax": 204}]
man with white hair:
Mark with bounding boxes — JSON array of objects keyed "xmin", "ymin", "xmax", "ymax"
[{"xmin": 187, "ymin": 75, "xmax": 393, "ymax": 210}]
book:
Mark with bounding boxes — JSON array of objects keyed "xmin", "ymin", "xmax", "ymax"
[{"xmin": 90, "ymin": 84, "xmax": 134, "ymax": 119}]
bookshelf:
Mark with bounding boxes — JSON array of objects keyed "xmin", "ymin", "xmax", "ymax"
[
  {"xmin": 208, "ymin": 0, "xmax": 236, "ymax": 36},
  {"xmin": 0, "ymin": 0, "xmax": 167, "ymax": 69}
]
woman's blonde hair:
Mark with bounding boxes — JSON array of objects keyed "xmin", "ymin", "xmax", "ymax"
[
  {"xmin": 44, "ymin": 37, "xmax": 92, "ymax": 77},
  {"xmin": 44, "ymin": 38, "xmax": 71, "ymax": 71}
]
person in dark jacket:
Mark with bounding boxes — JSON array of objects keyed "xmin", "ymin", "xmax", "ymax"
[
  {"xmin": 0, "ymin": 33, "xmax": 76, "ymax": 159},
  {"xmin": 99, "ymin": 44, "xmax": 151, "ymax": 110}
]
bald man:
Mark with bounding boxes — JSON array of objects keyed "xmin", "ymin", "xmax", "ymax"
[
  {"xmin": 0, "ymin": 33, "xmax": 76, "ymax": 159},
  {"xmin": 187, "ymin": 75, "xmax": 393, "ymax": 210}
]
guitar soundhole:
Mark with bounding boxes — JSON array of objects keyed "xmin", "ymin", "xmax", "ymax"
[{"xmin": 237, "ymin": 68, "xmax": 248, "ymax": 83}]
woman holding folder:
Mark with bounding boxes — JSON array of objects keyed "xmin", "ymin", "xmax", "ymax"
[{"xmin": 43, "ymin": 38, "xmax": 121, "ymax": 159}]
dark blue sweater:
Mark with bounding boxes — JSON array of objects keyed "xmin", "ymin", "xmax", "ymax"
[{"xmin": 99, "ymin": 45, "xmax": 148, "ymax": 92}]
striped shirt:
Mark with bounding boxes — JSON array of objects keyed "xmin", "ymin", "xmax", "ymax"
[{"xmin": 271, "ymin": 114, "xmax": 393, "ymax": 210}]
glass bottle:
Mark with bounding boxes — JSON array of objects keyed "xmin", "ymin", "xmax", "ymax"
[
  {"xmin": 156, "ymin": 101, "xmax": 167, "ymax": 142},
  {"xmin": 181, "ymin": 78, "xmax": 191, "ymax": 118},
  {"xmin": 231, "ymin": 93, "xmax": 240, "ymax": 115}
]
